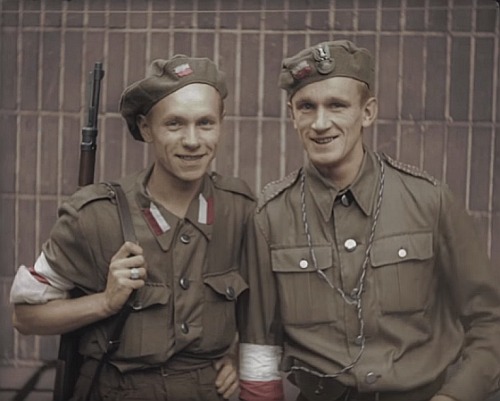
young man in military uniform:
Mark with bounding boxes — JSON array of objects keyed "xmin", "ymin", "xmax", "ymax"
[
  {"xmin": 11, "ymin": 55, "xmax": 254, "ymax": 401},
  {"xmin": 238, "ymin": 40, "xmax": 500, "ymax": 401}
]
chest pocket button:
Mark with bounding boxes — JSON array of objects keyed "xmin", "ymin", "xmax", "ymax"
[
  {"xmin": 225, "ymin": 286, "xmax": 236, "ymax": 300},
  {"xmin": 344, "ymin": 239, "xmax": 357, "ymax": 252}
]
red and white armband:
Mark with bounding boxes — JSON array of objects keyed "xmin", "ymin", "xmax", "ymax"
[
  {"xmin": 239, "ymin": 343, "xmax": 285, "ymax": 401},
  {"xmin": 10, "ymin": 252, "xmax": 73, "ymax": 304}
]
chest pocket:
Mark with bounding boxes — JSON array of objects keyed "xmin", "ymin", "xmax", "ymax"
[
  {"xmin": 86, "ymin": 284, "xmax": 174, "ymax": 362},
  {"xmin": 196, "ymin": 270, "xmax": 248, "ymax": 351},
  {"xmin": 271, "ymin": 245, "xmax": 337, "ymax": 325},
  {"xmin": 371, "ymin": 232, "xmax": 434, "ymax": 314}
]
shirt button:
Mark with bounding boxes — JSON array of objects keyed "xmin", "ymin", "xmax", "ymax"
[
  {"xmin": 179, "ymin": 277, "xmax": 190, "ymax": 290},
  {"xmin": 354, "ymin": 335, "xmax": 364, "ymax": 345},
  {"xmin": 344, "ymin": 239, "xmax": 357, "ymax": 252},
  {"xmin": 365, "ymin": 371, "xmax": 378, "ymax": 384},
  {"xmin": 180, "ymin": 234, "xmax": 191, "ymax": 244},
  {"xmin": 340, "ymin": 193, "xmax": 351, "ymax": 207},
  {"xmin": 181, "ymin": 322, "xmax": 189, "ymax": 334},
  {"xmin": 299, "ymin": 259, "xmax": 309, "ymax": 269},
  {"xmin": 132, "ymin": 300, "xmax": 142, "ymax": 310},
  {"xmin": 398, "ymin": 248, "xmax": 407, "ymax": 258},
  {"xmin": 225, "ymin": 286, "xmax": 236, "ymax": 300}
]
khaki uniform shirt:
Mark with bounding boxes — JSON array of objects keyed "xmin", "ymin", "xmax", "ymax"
[
  {"xmin": 240, "ymin": 149, "xmax": 500, "ymax": 401},
  {"xmin": 43, "ymin": 166, "xmax": 255, "ymax": 372}
]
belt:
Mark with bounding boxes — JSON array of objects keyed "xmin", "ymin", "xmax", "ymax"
[
  {"xmin": 82, "ymin": 357, "xmax": 213, "ymax": 378},
  {"xmin": 292, "ymin": 370, "xmax": 446, "ymax": 401},
  {"xmin": 157, "ymin": 362, "xmax": 213, "ymax": 377}
]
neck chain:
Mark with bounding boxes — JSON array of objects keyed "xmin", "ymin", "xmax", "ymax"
[{"xmin": 292, "ymin": 153, "xmax": 385, "ymax": 378}]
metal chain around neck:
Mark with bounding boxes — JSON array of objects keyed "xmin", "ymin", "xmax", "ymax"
[{"xmin": 292, "ymin": 153, "xmax": 385, "ymax": 378}]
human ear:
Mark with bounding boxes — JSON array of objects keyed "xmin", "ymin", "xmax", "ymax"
[
  {"xmin": 361, "ymin": 97, "xmax": 377, "ymax": 128},
  {"xmin": 137, "ymin": 115, "xmax": 153, "ymax": 143}
]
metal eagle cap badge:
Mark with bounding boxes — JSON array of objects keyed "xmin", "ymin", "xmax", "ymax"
[{"xmin": 314, "ymin": 44, "xmax": 335, "ymax": 75}]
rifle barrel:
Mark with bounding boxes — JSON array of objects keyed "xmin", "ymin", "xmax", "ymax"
[{"xmin": 78, "ymin": 62, "xmax": 105, "ymax": 187}]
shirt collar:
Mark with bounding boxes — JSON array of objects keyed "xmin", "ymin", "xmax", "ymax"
[
  {"xmin": 305, "ymin": 148, "xmax": 381, "ymax": 221},
  {"xmin": 183, "ymin": 175, "xmax": 214, "ymax": 240},
  {"xmin": 134, "ymin": 166, "xmax": 214, "ymax": 252}
]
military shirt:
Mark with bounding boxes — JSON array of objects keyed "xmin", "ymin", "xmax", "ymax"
[
  {"xmin": 239, "ymin": 149, "xmax": 500, "ymax": 401},
  {"xmin": 41, "ymin": 166, "xmax": 255, "ymax": 372}
]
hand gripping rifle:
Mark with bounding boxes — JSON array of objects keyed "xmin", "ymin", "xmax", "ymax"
[{"xmin": 53, "ymin": 62, "xmax": 105, "ymax": 401}]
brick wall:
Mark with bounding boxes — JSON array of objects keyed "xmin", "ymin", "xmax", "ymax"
[{"xmin": 1, "ymin": 0, "xmax": 499, "ymax": 399}]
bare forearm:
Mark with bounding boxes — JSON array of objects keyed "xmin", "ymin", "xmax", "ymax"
[
  {"xmin": 13, "ymin": 293, "xmax": 113, "ymax": 335},
  {"xmin": 13, "ymin": 243, "xmax": 147, "ymax": 336}
]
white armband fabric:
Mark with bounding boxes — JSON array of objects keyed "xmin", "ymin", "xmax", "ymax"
[
  {"xmin": 239, "ymin": 343, "xmax": 283, "ymax": 381},
  {"xmin": 10, "ymin": 252, "xmax": 74, "ymax": 304},
  {"xmin": 33, "ymin": 252, "xmax": 74, "ymax": 290}
]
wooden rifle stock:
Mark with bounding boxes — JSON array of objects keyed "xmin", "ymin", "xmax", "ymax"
[{"xmin": 53, "ymin": 62, "xmax": 104, "ymax": 401}]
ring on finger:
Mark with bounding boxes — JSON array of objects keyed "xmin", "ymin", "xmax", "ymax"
[{"xmin": 130, "ymin": 267, "xmax": 140, "ymax": 280}]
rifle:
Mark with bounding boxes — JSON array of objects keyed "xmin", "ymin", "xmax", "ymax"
[
  {"xmin": 53, "ymin": 62, "xmax": 105, "ymax": 401},
  {"xmin": 79, "ymin": 62, "xmax": 105, "ymax": 187}
]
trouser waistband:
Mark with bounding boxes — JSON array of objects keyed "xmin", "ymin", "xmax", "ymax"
[
  {"xmin": 73, "ymin": 358, "xmax": 221, "ymax": 401},
  {"xmin": 82, "ymin": 359, "xmax": 215, "ymax": 384},
  {"xmin": 291, "ymin": 370, "xmax": 445, "ymax": 401}
]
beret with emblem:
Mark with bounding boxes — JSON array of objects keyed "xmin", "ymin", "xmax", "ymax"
[
  {"xmin": 120, "ymin": 55, "xmax": 228, "ymax": 141},
  {"xmin": 278, "ymin": 40, "xmax": 374, "ymax": 99}
]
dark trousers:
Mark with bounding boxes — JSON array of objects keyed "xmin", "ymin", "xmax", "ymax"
[
  {"xmin": 296, "ymin": 393, "xmax": 431, "ymax": 401},
  {"xmin": 291, "ymin": 370, "xmax": 443, "ymax": 401},
  {"xmin": 70, "ymin": 359, "xmax": 225, "ymax": 401}
]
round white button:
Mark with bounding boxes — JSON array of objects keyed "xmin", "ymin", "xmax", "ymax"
[
  {"xmin": 299, "ymin": 259, "xmax": 309, "ymax": 269},
  {"xmin": 344, "ymin": 239, "xmax": 357, "ymax": 252},
  {"xmin": 398, "ymin": 248, "xmax": 407, "ymax": 258},
  {"xmin": 365, "ymin": 371, "xmax": 378, "ymax": 384}
]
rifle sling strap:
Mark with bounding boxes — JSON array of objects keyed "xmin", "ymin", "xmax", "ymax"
[
  {"xmin": 108, "ymin": 182, "xmax": 137, "ymax": 244},
  {"xmin": 86, "ymin": 182, "xmax": 137, "ymax": 401}
]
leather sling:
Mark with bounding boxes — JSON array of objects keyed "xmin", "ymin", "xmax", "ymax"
[{"xmin": 85, "ymin": 182, "xmax": 137, "ymax": 401}]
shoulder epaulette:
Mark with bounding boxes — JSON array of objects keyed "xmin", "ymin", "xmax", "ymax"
[
  {"xmin": 69, "ymin": 183, "xmax": 115, "ymax": 211},
  {"xmin": 258, "ymin": 169, "xmax": 301, "ymax": 211},
  {"xmin": 382, "ymin": 153, "xmax": 438, "ymax": 186},
  {"xmin": 210, "ymin": 173, "xmax": 255, "ymax": 201}
]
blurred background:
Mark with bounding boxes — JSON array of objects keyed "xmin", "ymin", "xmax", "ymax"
[{"xmin": 1, "ymin": 0, "xmax": 499, "ymax": 399}]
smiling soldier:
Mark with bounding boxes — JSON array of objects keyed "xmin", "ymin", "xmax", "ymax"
[
  {"xmin": 11, "ymin": 55, "xmax": 254, "ymax": 401},
  {"xmin": 238, "ymin": 40, "xmax": 500, "ymax": 401}
]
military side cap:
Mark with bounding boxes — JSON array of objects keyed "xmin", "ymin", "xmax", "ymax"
[
  {"xmin": 120, "ymin": 55, "xmax": 228, "ymax": 141},
  {"xmin": 278, "ymin": 40, "xmax": 374, "ymax": 99}
]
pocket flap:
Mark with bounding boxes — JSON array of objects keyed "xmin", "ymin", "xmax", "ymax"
[
  {"xmin": 134, "ymin": 284, "xmax": 171, "ymax": 309},
  {"xmin": 271, "ymin": 245, "xmax": 332, "ymax": 273},
  {"xmin": 204, "ymin": 270, "xmax": 248, "ymax": 301},
  {"xmin": 371, "ymin": 232, "xmax": 433, "ymax": 268}
]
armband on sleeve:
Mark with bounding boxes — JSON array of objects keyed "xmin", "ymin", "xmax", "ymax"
[
  {"xmin": 239, "ymin": 343, "xmax": 285, "ymax": 401},
  {"xmin": 10, "ymin": 252, "xmax": 74, "ymax": 304}
]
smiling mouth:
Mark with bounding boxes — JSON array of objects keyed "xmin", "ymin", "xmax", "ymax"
[
  {"xmin": 312, "ymin": 136, "xmax": 337, "ymax": 144},
  {"xmin": 178, "ymin": 155, "xmax": 205, "ymax": 161}
]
